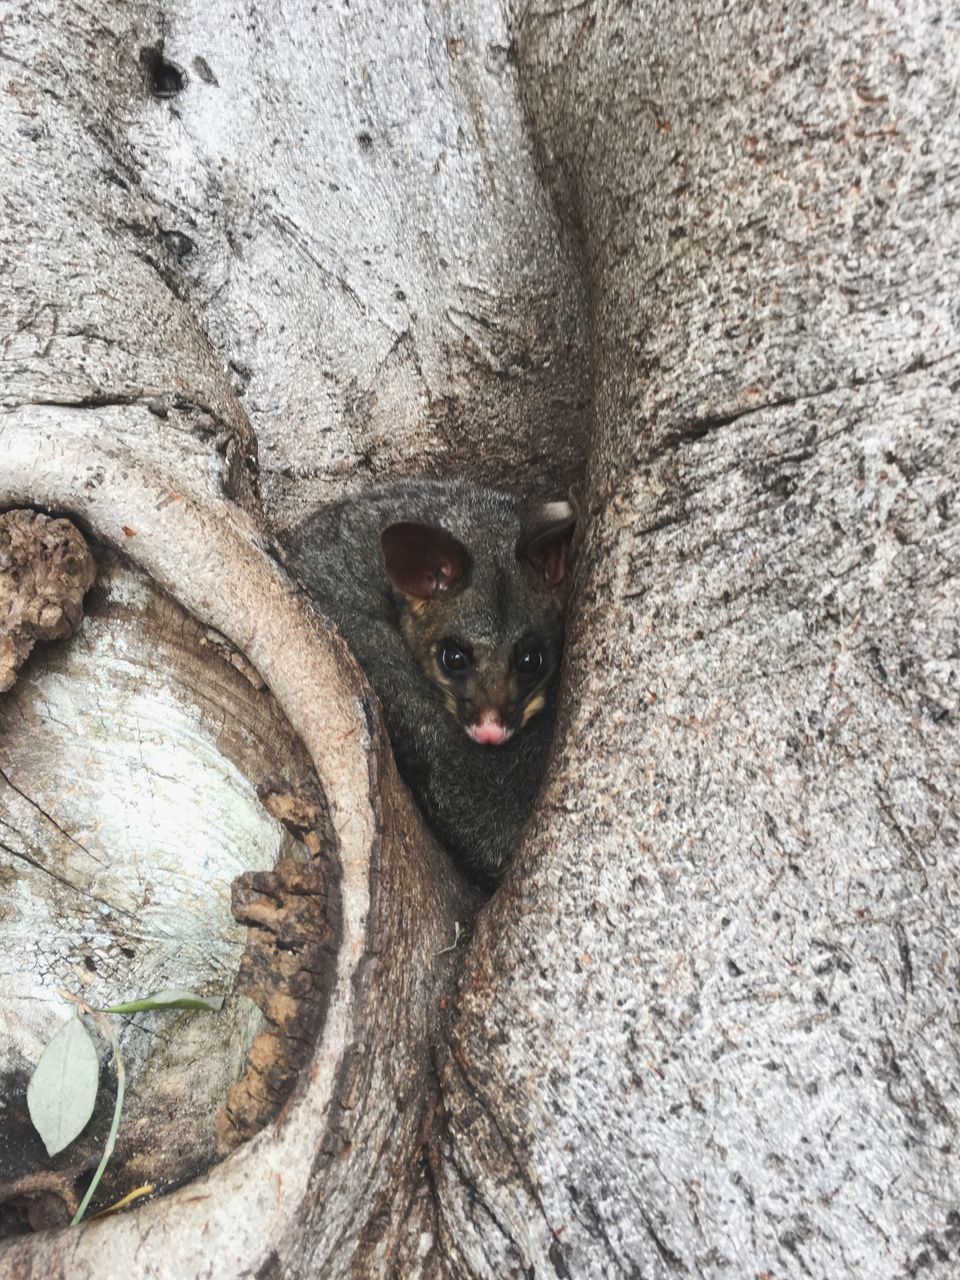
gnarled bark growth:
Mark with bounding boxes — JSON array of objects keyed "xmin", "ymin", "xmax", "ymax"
[{"xmin": 0, "ymin": 510, "xmax": 96, "ymax": 691}]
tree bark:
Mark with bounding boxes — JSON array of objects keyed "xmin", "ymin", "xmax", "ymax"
[
  {"xmin": 434, "ymin": 2, "xmax": 960, "ymax": 1275},
  {"xmin": 1, "ymin": 0, "xmax": 958, "ymax": 1276}
]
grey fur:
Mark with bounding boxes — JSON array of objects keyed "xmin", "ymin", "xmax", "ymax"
[{"xmin": 284, "ymin": 480, "xmax": 567, "ymax": 885}]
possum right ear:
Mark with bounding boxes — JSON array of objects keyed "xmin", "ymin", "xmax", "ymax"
[
  {"xmin": 519, "ymin": 500, "xmax": 576, "ymax": 590},
  {"xmin": 380, "ymin": 522, "xmax": 470, "ymax": 599}
]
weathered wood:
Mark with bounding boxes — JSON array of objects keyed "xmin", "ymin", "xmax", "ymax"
[
  {"xmin": 0, "ymin": 410, "xmax": 476, "ymax": 1274},
  {"xmin": 0, "ymin": 540, "xmax": 314, "ymax": 1217},
  {"xmin": 0, "ymin": 510, "xmax": 96, "ymax": 692},
  {"xmin": 5, "ymin": 0, "xmax": 528, "ymax": 1260},
  {"xmin": 2, "ymin": 0, "xmax": 957, "ymax": 1276},
  {"xmin": 113, "ymin": 0, "xmax": 591, "ymax": 524},
  {"xmin": 435, "ymin": 2, "xmax": 960, "ymax": 1275}
]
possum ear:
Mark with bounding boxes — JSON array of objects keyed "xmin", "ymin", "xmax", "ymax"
[
  {"xmin": 380, "ymin": 522, "xmax": 470, "ymax": 599},
  {"xmin": 519, "ymin": 500, "xmax": 576, "ymax": 590}
]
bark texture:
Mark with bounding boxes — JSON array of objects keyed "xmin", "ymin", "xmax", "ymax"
[
  {"xmin": 0, "ymin": 542, "xmax": 324, "ymax": 1212},
  {"xmin": 0, "ymin": 510, "xmax": 96, "ymax": 691},
  {"xmin": 0, "ymin": 408, "xmax": 477, "ymax": 1277},
  {"xmin": 436, "ymin": 2, "xmax": 960, "ymax": 1276},
  {"xmin": 2, "ymin": 0, "xmax": 493, "ymax": 1265},
  {"xmin": 117, "ymin": 0, "xmax": 591, "ymax": 523},
  {"xmin": 219, "ymin": 785, "xmax": 338, "ymax": 1154},
  {"xmin": 1, "ymin": 0, "xmax": 958, "ymax": 1276}
]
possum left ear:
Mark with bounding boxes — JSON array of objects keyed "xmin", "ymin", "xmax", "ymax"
[
  {"xmin": 519, "ymin": 500, "xmax": 576, "ymax": 590},
  {"xmin": 380, "ymin": 521, "xmax": 471, "ymax": 600}
]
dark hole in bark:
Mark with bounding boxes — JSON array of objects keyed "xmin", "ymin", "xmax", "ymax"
[
  {"xmin": 138, "ymin": 47, "xmax": 186, "ymax": 98},
  {"xmin": 163, "ymin": 229, "xmax": 196, "ymax": 263}
]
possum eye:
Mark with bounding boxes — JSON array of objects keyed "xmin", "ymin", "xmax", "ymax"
[
  {"xmin": 516, "ymin": 646, "xmax": 543, "ymax": 676},
  {"xmin": 439, "ymin": 643, "xmax": 471, "ymax": 674}
]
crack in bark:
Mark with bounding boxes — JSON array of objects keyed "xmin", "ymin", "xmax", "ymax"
[
  {"xmin": 437, "ymin": 1140, "xmax": 536, "ymax": 1277},
  {"xmin": 569, "ymin": 1186, "xmax": 621, "ymax": 1266},
  {"xmin": 270, "ymin": 209, "xmax": 368, "ymax": 318},
  {"xmin": 631, "ymin": 509, "xmax": 688, "ymax": 539},
  {"xmin": 641, "ymin": 1209, "xmax": 689, "ymax": 1274},
  {"xmin": 646, "ymin": 386, "xmax": 840, "ymax": 462},
  {"xmin": 874, "ymin": 791, "xmax": 930, "ymax": 891},
  {"xmin": 24, "ymin": 394, "xmax": 145, "ymax": 411},
  {"xmin": 0, "ymin": 766, "xmax": 105, "ymax": 867},
  {"xmin": 21, "ymin": 392, "xmax": 225, "ymax": 427},
  {"xmin": 646, "ymin": 348, "xmax": 960, "ymax": 463},
  {"xmin": 128, "ymin": 241, "xmax": 192, "ymax": 304},
  {"xmin": 0, "ymin": 831, "xmax": 132, "ymax": 919},
  {"xmin": 436, "ymin": 1045, "xmax": 573, "ymax": 1276},
  {"xmin": 384, "ymin": 1100, "xmax": 445, "ymax": 1280},
  {"xmin": 895, "ymin": 923, "xmax": 915, "ymax": 998}
]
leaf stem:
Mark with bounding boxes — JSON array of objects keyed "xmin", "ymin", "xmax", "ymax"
[{"xmin": 68, "ymin": 1006, "xmax": 126, "ymax": 1226}]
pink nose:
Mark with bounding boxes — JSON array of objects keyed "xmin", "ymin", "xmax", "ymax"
[{"xmin": 468, "ymin": 708, "xmax": 509, "ymax": 745}]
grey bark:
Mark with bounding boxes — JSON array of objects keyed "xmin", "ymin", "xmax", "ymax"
[
  {"xmin": 1, "ymin": 0, "xmax": 958, "ymax": 1278},
  {"xmin": 434, "ymin": 3, "xmax": 960, "ymax": 1276}
]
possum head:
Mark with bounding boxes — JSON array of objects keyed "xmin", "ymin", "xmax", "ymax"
[{"xmin": 380, "ymin": 501, "xmax": 575, "ymax": 746}]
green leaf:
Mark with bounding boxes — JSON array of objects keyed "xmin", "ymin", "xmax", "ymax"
[
  {"xmin": 100, "ymin": 988, "xmax": 224, "ymax": 1014},
  {"xmin": 27, "ymin": 1015, "xmax": 100, "ymax": 1157}
]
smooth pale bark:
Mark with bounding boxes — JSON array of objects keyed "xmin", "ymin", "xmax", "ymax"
[
  {"xmin": 1, "ymin": 0, "xmax": 957, "ymax": 1277},
  {"xmin": 116, "ymin": 0, "xmax": 591, "ymax": 521},
  {"xmin": 0, "ymin": 537, "xmax": 295, "ymax": 1205}
]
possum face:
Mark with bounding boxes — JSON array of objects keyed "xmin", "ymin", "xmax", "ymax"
[
  {"xmin": 422, "ymin": 616, "xmax": 560, "ymax": 746},
  {"xmin": 380, "ymin": 504, "xmax": 574, "ymax": 746}
]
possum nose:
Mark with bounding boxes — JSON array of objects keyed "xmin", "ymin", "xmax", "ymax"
[{"xmin": 468, "ymin": 707, "xmax": 510, "ymax": 746}]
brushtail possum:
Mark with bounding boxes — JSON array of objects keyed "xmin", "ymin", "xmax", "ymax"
[{"xmin": 284, "ymin": 480, "xmax": 575, "ymax": 886}]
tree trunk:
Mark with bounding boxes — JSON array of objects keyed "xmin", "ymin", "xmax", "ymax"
[{"xmin": 1, "ymin": 0, "xmax": 957, "ymax": 1277}]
